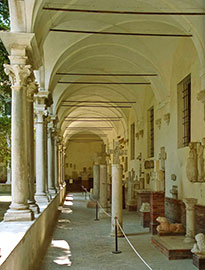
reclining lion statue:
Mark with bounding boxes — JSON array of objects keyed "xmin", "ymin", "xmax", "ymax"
[{"xmin": 156, "ymin": 216, "xmax": 185, "ymax": 233}]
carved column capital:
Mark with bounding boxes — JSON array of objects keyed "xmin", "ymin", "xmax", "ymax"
[
  {"xmin": 183, "ymin": 198, "xmax": 197, "ymax": 211},
  {"xmin": 4, "ymin": 64, "xmax": 32, "ymax": 90},
  {"xmin": 27, "ymin": 78, "xmax": 38, "ymax": 102}
]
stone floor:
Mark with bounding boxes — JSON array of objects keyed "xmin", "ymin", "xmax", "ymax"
[{"xmin": 39, "ymin": 193, "xmax": 197, "ymax": 270}]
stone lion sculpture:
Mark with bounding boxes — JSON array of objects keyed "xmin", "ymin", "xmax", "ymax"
[
  {"xmin": 156, "ymin": 216, "xmax": 185, "ymax": 234},
  {"xmin": 191, "ymin": 233, "xmax": 205, "ymax": 255}
]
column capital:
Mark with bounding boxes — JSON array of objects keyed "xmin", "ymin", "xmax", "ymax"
[
  {"xmin": 27, "ymin": 77, "xmax": 39, "ymax": 102},
  {"xmin": 4, "ymin": 63, "xmax": 32, "ymax": 90},
  {"xmin": 183, "ymin": 198, "xmax": 197, "ymax": 210}
]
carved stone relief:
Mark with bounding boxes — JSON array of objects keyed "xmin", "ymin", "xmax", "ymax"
[{"xmin": 186, "ymin": 139, "xmax": 205, "ymax": 182}]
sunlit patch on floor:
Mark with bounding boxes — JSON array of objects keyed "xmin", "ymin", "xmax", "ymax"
[
  {"xmin": 66, "ymin": 195, "xmax": 73, "ymax": 201},
  {"xmin": 64, "ymin": 201, "xmax": 73, "ymax": 206},
  {"xmin": 58, "ymin": 219, "xmax": 71, "ymax": 223},
  {"xmin": 51, "ymin": 240, "xmax": 72, "ymax": 266},
  {"xmin": 62, "ymin": 208, "xmax": 73, "ymax": 214}
]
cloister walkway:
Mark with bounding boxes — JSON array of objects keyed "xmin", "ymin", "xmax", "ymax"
[{"xmin": 39, "ymin": 193, "xmax": 196, "ymax": 270}]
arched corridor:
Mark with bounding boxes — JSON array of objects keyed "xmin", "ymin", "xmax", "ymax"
[{"xmin": 0, "ymin": 0, "xmax": 205, "ymax": 269}]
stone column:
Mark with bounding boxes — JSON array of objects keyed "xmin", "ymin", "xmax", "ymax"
[
  {"xmin": 183, "ymin": 198, "xmax": 197, "ymax": 243},
  {"xmin": 34, "ymin": 99, "xmax": 49, "ymax": 203},
  {"xmin": 3, "ymin": 51, "xmax": 34, "ymax": 221},
  {"xmin": 93, "ymin": 164, "xmax": 100, "ymax": 200},
  {"xmin": 62, "ymin": 146, "xmax": 66, "ymax": 184},
  {"xmin": 99, "ymin": 164, "xmax": 108, "ymax": 217},
  {"xmin": 27, "ymin": 79, "xmax": 39, "ymax": 214},
  {"xmin": 111, "ymin": 164, "xmax": 123, "ymax": 236},
  {"xmin": 47, "ymin": 118, "xmax": 57, "ymax": 196},
  {"xmin": 58, "ymin": 142, "xmax": 62, "ymax": 187},
  {"xmin": 53, "ymin": 132, "xmax": 59, "ymax": 191},
  {"xmin": 44, "ymin": 115, "xmax": 51, "ymax": 200}
]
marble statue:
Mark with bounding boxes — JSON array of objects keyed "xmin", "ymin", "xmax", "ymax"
[
  {"xmin": 197, "ymin": 142, "xmax": 204, "ymax": 181},
  {"xmin": 156, "ymin": 216, "xmax": 185, "ymax": 234},
  {"xmin": 202, "ymin": 138, "xmax": 205, "ymax": 180},
  {"xmin": 191, "ymin": 233, "xmax": 205, "ymax": 255},
  {"xmin": 186, "ymin": 142, "xmax": 198, "ymax": 182},
  {"xmin": 113, "ymin": 140, "xmax": 121, "ymax": 164}
]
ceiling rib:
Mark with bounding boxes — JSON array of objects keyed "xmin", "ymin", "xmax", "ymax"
[
  {"xmin": 58, "ymin": 82, "xmax": 151, "ymax": 85},
  {"xmin": 63, "ymin": 101, "xmax": 136, "ymax": 103},
  {"xmin": 62, "ymin": 105, "xmax": 132, "ymax": 108},
  {"xmin": 56, "ymin": 73, "xmax": 157, "ymax": 77},
  {"xmin": 50, "ymin": 29, "xmax": 192, "ymax": 37},
  {"xmin": 43, "ymin": 7, "xmax": 205, "ymax": 16},
  {"xmin": 64, "ymin": 117, "xmax": 122, "ymax": 119},
  {"xmin": 64, "ymin": 120, "xmax": 120, "ymax": 122}
]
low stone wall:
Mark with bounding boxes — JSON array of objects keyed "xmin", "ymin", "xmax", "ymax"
[
  {"xmin": 0, "ymin": 185, "xmax": 66, "ymax": 270},
  {"xmin": 165, "ymin": 197, "xmax": 205, "ymax": 234},
  {"xmin": 0, "ymin": 184, "xmax": 11, "ymax": 193}
]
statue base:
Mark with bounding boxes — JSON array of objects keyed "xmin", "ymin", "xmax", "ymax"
[{"xmin": 193, "ymin": 253, "xmax": 205, "ymax": 270}]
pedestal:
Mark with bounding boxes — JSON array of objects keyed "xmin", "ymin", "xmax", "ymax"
[
  {"xmin": 111, "ymin": 164, "xmax": 123, "ymax": 237},
  {"xmin": 183, "ymin": 198, "xmax": 197, "ymax": 243},
  {"xmin": 150, "ymin": 191, "xmax": 165, "ymax": 235},
  {"xmin": 137, "ymin": 190, "xmax": 151, "ymax": 214},
  {"xmin": 193, "ymin": 253, "xmax": 205, "ymax": 270},
  {"xmin": 140, "ymin": 203, "xmax": 151, "ymax": 228}
]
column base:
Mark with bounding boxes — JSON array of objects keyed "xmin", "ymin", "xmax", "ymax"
[
  {"xmin": 4, "ymin": 209, "xmax": 34, "ymax": 222},
  {"xmin": 49, "ymin": 187, "xmax": 57, "ymax": 194},
  {"xmin": 48, "ymin": 188, "xmax": 57, "ymax": 198},
  {"xmin": 99, "ymin": 207, "xmax": 110, "ymax": 218},
  {"xmin": 110, "ymin": 228, "xmax": 123, "ymax": 237},
  {"xmin": 184, "ymin": 236, "xmax": 195, "ymax": 243},
  {"xmin": 35, "ymin": 194, "xmax": 49, "ymax": 203},
  {"xmin": 28, "ymin": 202, "xmax": 40, "ymax": 214}
]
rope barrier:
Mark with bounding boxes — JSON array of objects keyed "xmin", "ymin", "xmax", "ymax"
[
  {"xmin": 87, "ymin": 192, "xmax": 152, "ymax": 269},
  {"xmin": 96, "ymin": 201, "xmax": 112, "ymax": 217},
  {"xmin": 116, "ymin": 219, "xmax": 153, "ymax": 270}
]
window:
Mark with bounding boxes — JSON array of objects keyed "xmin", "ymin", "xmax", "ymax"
[
  {"xmin": 130, "ymin": 123, "xmax": 135, "ymax": 160},
  {"xmin": 148, "ymin": 106, "xmax": 154, "ymax": 158},
  {"xmin": 177, "ymin": 74, "xmax": 191, "ymax": 148}
]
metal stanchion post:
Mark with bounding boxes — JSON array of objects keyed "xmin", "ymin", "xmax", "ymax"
[
  {"xmin": 94, "ymin": 202, "xmax": 99, "ymax": 221},
  {"xmin": 112, "ymin": 217, "xmax": 122, "ymax": 254}
]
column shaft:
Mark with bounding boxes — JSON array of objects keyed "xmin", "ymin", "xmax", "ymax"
[
  {"xmin": 27, "ymin": 99, "xmax": 39, "ymax": 214},
  {"xmin": 47, "ymin": 128, "xmax": 56, "ymax": 195},
  {"xmin": 99, "ymin": 164, "xmax": 108, "ymax": 217},
  {"xmin": 111, "ymin": 164, "xmax": 123, "ymax": 236},
  {"xmin": 35, "ymin": 111, "xmax": 48, "ymax": 202},
  {"xmin": 54, "ymin": 137, "xmax": 59, "ymax": 190},
  {"xmin": 93, "ymin": 164, "xmax": 100, "ymax": 200}
]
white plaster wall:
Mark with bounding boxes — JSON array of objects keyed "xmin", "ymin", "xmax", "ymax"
[
  {"xmin": 65, "ymin": 140, "xmax": 103, "ymax": 179},
  {"xmin": 125, "ymin": 39, "xmax": 205, "ymax": 205}
]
